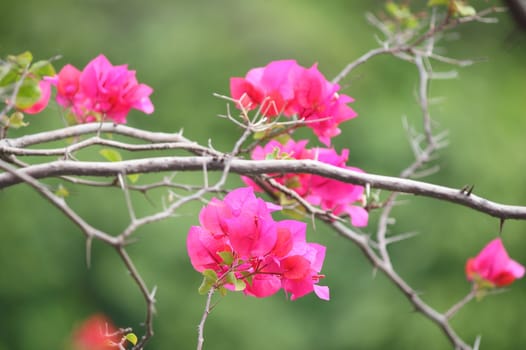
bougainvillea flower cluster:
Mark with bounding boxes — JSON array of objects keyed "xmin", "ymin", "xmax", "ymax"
[
  {"xmin": 243, "ymin": 139, "xmax": 368, "ymax": 227},
  {"xmin": 230, "ymin": 59, "xmax": 357, "ymax": 146},
  {"xmin": 187, "ymin": 187, "xmax": 330, "ymax": 301},
  {"xmin": 466, "ymin": 238, "xmax": 525, "ymax": 288},
  {"xmin": 48, "ymin": 54, "xmax": 154, "ymax": 123}
]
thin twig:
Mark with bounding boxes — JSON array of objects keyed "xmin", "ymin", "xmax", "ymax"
[{"xmin": 197, "ymin": 287, "xmax": 215, "ymax": 350}]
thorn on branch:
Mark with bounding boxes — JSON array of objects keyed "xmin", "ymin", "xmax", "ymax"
[
  {"xmin": 459, "ymin": 184, "xmax": 474, "ymax": 196},
  {"xmin": 499, "ymin": 218, "xmax": 505, "ymax": 234}
]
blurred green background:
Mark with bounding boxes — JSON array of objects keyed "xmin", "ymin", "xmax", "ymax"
[{"xmin": 1, "ymin": 0, "xmax": 526, "ymax": 349}]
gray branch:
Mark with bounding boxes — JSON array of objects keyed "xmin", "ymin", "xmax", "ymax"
[{"xmin": 0, "ymin": 156, "xmax": 524, "ymax": 220}]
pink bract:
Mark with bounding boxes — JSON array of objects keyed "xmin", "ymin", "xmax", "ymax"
[
  {"xmin": 243, "ymin": 139, "xmax": 368, "ymax": 227},
  {"xmin": 72, "ymin": 314, "xmax": 118, "ymax": 350},
  {"xmin": 50, "ymin": 54, "xmax": 154, "ymax": 123},
  {"xmin": 230, "ymin": 60, "xmax": 357, "ymax": 145},
  {"xmin": 186, "ymin": 187, "xmax": 329, "ymax": 300},
  {"xmin": 20, "ymin": 79, "xmax": 52, "ymax": 114},
  {"xmin": 466, "ymin": 238, "xmax": 525, "ymax": 287}
]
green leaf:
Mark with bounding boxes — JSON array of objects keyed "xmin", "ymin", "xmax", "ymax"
[
  {"xmin": 218, "ymin": 286, "xmax": 228, "ymax": 296},
  {"xmin": 284, "ymin": 176, "xmax": 301, "ymax": 189},
  {"xmin": 8, "ymin": 51, "xmax": 33, "ymax": 67},
  {"xmin": 427, "ymin": 0, "xmax": 449, "ymax": 6},
  {"xmin": 127, "ymin": 173, "xmax": 140, "ymax": 183},
  {"xmin": 65, "ymin": 111, "xmax": 79, "ymax": 126},
  {"xmin": 198, "ymin": 277, "xmax": 213, "ymax": 295},
  {"xmin": 225, "ymin": 271, "xmax": 237, "ymax": 285},
  {"xmin": 202, "ymin": 269, "xmax": 218, "ymax": 283},
  {"xmin": 218, "ymin": 251, "xmax": 234, "ymax": 265},
  {"xmin": 0, "ymin": 66, "xmax": 18, "ymax": 86},
  {"xmin": 455, "ymin": 3, "xmax": 476, "ymax": 16},
  {"xmin": 8, "ymin": 112, "xmax": 29, "ymax": 128},
  {"xmin": 30, "ymin": 60, "xmax": 56, "ymax": 78},
  {"xmin": 125, "ymin": 333, "xmax": 138, "ymax": 346},
  {"xmin": 279, "ymin": 194, "xmax": 307, "ymax": 220},
  {"xmin": 233, "ymin": 278, "xmax": 246, "ymax": 291},
  {"xmin": 15, "ymin": 78, "xmax": 41, "ymax": 109},
  {"xmin": 54, "ymin": 184, "xmax": 70, "ymax": 198},
  {"xmin": 274, "ymin": 133, "xmax": 291, "ymax": 145},
  {"xmin": 253, "ymin": 130, "xmax": 266, "ymax": 140},
  {"xmin": 99, "ymin": 148, "xmax": 122, "ymax": 162},
  {"xmin": 240, "ymin": 271, "xmax": 253, "ymax": 286}
]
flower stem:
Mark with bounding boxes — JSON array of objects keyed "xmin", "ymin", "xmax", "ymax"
[
  {"xmin": 445, "ymin": 286, "xmax": 476, "ymax": 320},
  {"xmin": 197, "ymin": 286, "xmax": 216, "ymax": 350}
]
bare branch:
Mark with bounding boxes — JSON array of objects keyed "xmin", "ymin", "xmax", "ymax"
[
  {"xmin": 330, "ymin": 221, "xmax": 471, "ymax": 350},
  {"xmin": 1, "ymin": 156, "xmax": 524, "ymax": 220}
]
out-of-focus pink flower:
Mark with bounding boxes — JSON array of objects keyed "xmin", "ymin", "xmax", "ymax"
[
  {"xmin": 466, "ymin": 238, "xmax": 525, "ymax": 287},
  {"xmin": 72, "ymin": 314, "xmax": 119, "ymax": 350},
  {"xmin": 243, "ymin": 139, "xmax": 368, "ymax": 227},
  {"xmin": 187, "ymin": 187, "xmax": 329, "ymax": 300},
  {"xmin": 20, "ymin": 79, "xmax": 52, "ymax": 114},
  {"xmin": 50, "ymin": 54, "xmax": 154, "ymax": 124},
  {"xmin": 230, "ymin": 60, "xmax": 357, "ymax": 145},
  {"xmin": 52, "ymin": 64, "xmax": 81, "ymax": 108}
]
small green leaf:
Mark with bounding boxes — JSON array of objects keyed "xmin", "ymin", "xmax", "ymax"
[
  {"xmin": 233, "ymin": 278, "xmax": 246, "ymax": 291},
  {"xmin": 15, "ymin": 78, "xmax": 41, "ymax": 109},
  {"xmin": 274, "ymin": 133, "xmax": 291, "ymax": 145},
  {"xmin": 385, "ymin": 2, "xmax": 400, "ymax": 17},
  {"xmin": 125, "ymin": 333, "xmax": 138, "ymax": 346},
  {"xmin": 225, "ymin": 271, "xmax": 246, "ymax": 291},
  {"xmin": 225, "ymin": 271, "xmax": 237, "ymax": 285},
  {"xmin": 218, "ymin": 286, "xmax": 228, "ymax": 296},
  {"xmin": 65, "ymin": 111, "xmax": 79, "ymax": 126},
  {"xmin": 284, "ymin": 176, "xmax": 301, "ymax": 189},
  {"xmin": 198, "ymin": 277, "xmax": 213, "ymax": 295},
  {"xmin": 253, "ymin": 131, "xmax": 266, "ymax": 140},
  {"xmin": 202, "ymin": 269, "xmax": 218, "ymax": 283},
  {"xmin": 240, "ymin": 272, "xmax": 253, "ymax": 286},
  {"xmin": 218, "ymin": 251, "xmax": 234, "ymax": 265},
  {"xmin": 455, "ymin": 3, "xmax": 476, "ymax": 16},
  {"xmin": 99, "ymin": 148, "xmax": 122, "ymax": 162},
  {"xmin": 8, "ymin": 51, "xmax": 33, "ymax": 67},
  {"xmin": 279, "ymin": 194, "xmax": 307, "ymax": 220},
  {"xmin": 427, "ymin": 0, "xmax": 449, "ymax": 6},
  {"xmin": 127, "ymin": 173, "xmax": 140, "ymax": 183},
  {"xmin": 30, "ymin": 60, "xmax": 56, "ymax": 78},
  {"xmin": 0, "ymin": 66, "xmax": 18, "ymax": 86},
  {"xmin": 54, "ymin": 184, "xmax": 70, "ymax": 198},
  {"xmin": 8, "ymin": 112, "xmax": 29, "ymax": 128}
]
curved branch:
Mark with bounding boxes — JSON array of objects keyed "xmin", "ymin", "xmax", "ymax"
[
  {"xmin": 0, "ymin": 156, "xmax": 524, "ymax": 220},
  {"xmin": 331, "ymin": 221, "xmax": 471, "ymax": 350}
]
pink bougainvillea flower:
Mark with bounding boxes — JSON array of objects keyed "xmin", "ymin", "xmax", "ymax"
[
  {"xmin": 230, "ymin": 60, "xmax": 296, "ymax": 117},
  {"xmin": 71, "ymin": 314, "xmax": 119, "ymax": 350},
  {"xmin": 50, "ymin": 64, "xmax": 81, "ymax": 108},
  {"xmin": 466, "ymin": 238, "xmax": 525, "ymax": 288},
  {"xmin": 230, "ymin": 60, "xmax": 357, "ymax": 145},
  {"xmin": 49, "ymin": 54, "xmax": 154, "ymax": 124},
  {"xmin": 242, "ymin": 139, "xmax": 368, "ymax": 227},
  {"xmin": 281, "ymin": 243, "xmax": 330, "ymax": 300},
  {"xmin": 20, "ymin": 79, "xmax": 52, "ymax": 114},
  {"xmin": 187, "ymin": 187, "xmax": 329, "ymax": 300},
  {"xmin": 289, "ymin": 63, "xmax": 357, "ymax": 146}
]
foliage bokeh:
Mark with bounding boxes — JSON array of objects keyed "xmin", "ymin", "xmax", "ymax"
[{"xmin": 1, "ymin": 0, "xmax": 526, "ymax": 349}]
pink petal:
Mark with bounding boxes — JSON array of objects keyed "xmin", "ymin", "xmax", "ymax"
[
  {"xmin": 313, "ymin": 285, "xmax": 330, "ymax": 300},
  {"xmin": 345, "ymin": 206, "xmax": 369, "ymax": 227},
  {"xmin": 21, "ymin": 80, "xmax": 52, "ymax": 114}
]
